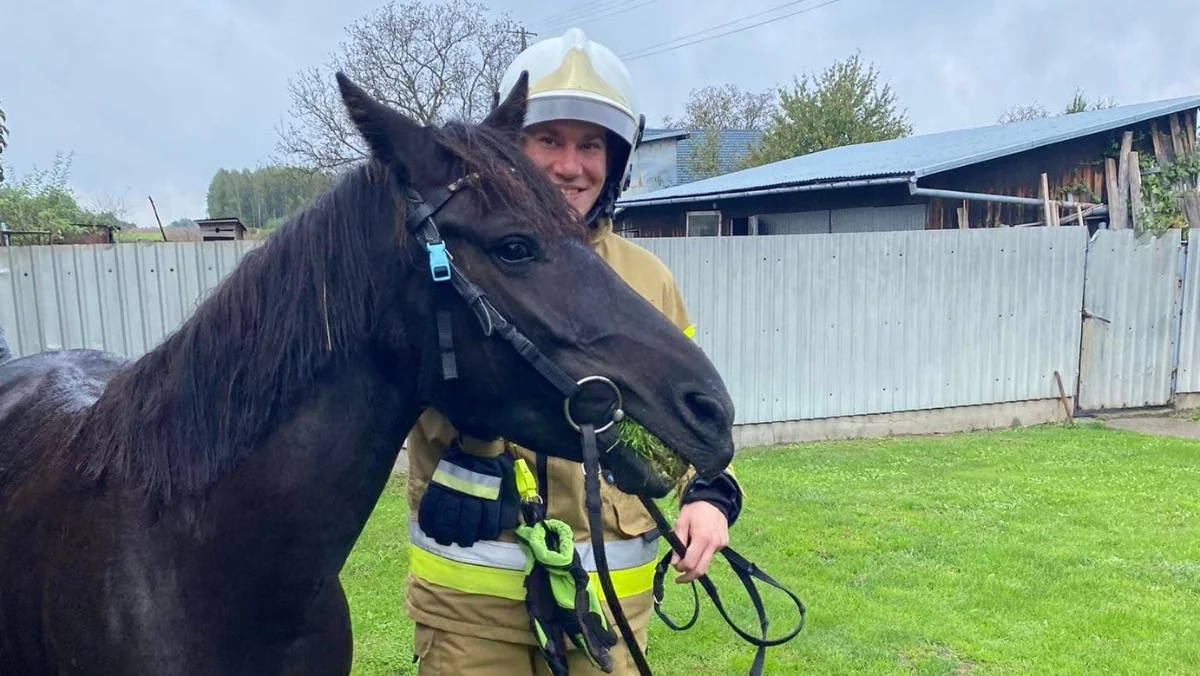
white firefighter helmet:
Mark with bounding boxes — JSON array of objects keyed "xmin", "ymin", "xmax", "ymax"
[{"xmin": 496, "ymin": 27, "xmax": 646, "ymax": 223}]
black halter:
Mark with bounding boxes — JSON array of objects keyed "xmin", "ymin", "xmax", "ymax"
[{"xmin": 403, "ymin": 176, "xmax": 806, "ymax": 676}]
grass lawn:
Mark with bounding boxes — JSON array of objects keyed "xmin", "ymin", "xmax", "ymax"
[{"xmin": 341, "ymin": 423, "xmax": 1200, "ymax": 675}]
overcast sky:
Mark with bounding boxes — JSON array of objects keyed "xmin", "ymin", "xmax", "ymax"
[{"xmin": 4, "ymin": 0, "xmax": 1198, "ymax": 227}]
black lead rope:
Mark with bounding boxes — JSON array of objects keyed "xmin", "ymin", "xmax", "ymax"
[
  {"xmin": 583, "ymin": 421, "xmax": 806, "ymax": 676},
  {"xmin": 403, "ymin": 174, "xmax": 806, "ymax": 676},
  {"xmin": 640, "ymin": 497, "xmax": 807, "ymax": 676},
  {"xmin": 582, "ymin": 424, "xmax": 657, "ymax": 676}
]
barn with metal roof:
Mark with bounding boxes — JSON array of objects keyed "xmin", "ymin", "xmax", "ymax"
[{"xmin": 614, "ymin": 95, "xmax": 1200, "ymax": 238}]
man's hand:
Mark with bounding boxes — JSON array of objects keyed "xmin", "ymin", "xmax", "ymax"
[{"xmin": 670, "ymin": 500, "xmax": 729, "ymax": 583}]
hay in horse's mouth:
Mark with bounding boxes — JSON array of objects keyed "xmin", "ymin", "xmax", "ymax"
[{"xmin": 618, "ymin": 418, "xmax": 689, "ymax": 489}]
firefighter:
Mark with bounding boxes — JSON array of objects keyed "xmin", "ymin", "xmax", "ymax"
[{"xmin": 403, "ymin": 27, "xmax": 744, "ymax": 675}]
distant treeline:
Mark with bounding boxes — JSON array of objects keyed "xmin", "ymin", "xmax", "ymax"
[{"xmin": 205, "ymin": 166, "xmax": 334, "ymax": 230}]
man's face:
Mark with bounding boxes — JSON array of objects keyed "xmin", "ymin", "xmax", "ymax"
[{"xmin": 521, "ymin": 119, "xmax": 608, "ymax": 220}]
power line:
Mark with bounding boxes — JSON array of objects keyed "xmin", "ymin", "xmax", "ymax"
[
  {"xmin": 620, "ymin": 0, "xmax": 814, "ymax": 57},
  {"xmin": 621, "ymin": 0, "xmax": 847, "ymax": 61},
  {"xmin": 532, "ymin": 0, "xmax": 633, "ymax": 29},
  {"xmin": 539, "ymin": 0, "xmax": 661, "ymax": 34},
  {"xmin": 532, "ymin": 0, "xmax": 616, "ymax": 26}
]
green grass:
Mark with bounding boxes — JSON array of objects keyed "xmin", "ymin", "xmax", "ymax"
[{"xmin": 342, "ymin": 423, "xmax": 1200, "ymax": 675}]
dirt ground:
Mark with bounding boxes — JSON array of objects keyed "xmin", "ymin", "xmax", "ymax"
[{"xmin": 1097, "ymin": 411, "xmax": 1200, "ymax": 440}]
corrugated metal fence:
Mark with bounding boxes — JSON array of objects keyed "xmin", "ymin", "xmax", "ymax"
[
  {"xmin": 2, "ymin": 226, "xmax": 1197, "ymax": 426},
  {"xmin": 0, "ymin": 241, "xmax": 259, "ymax": 358},
  {"xmin": 1076, "ymin": 229, "xmax": 1186, "ymax": 410},
  {"xmin": 1178, "ymin": 236, "xmax": 1200, "ymax": 395},
  {"xmin": 631, "ymin": 228, "xmax": 1089, "ymax": 424}
]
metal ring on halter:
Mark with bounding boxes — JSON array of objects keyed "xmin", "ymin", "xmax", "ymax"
[{"xmin": 563, "ymin": 375, "xmax": 626, "ymax": 435}]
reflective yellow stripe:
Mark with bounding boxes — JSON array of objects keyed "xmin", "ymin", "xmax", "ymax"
[
  {"xmin": 589, "ymin": 559, "xmax": 656, "ymax": 601},
  {"xmin": 409, "ymin": 546, "xmax": 526, "ymax": 600},
  {"xmin": 430, "ymin": 467, "xmax": 500, "ymax": 500},
  {"xmin": 410, "ymin": 544, "xmax": 657, "ymax": 601},
  {"xmin": 683, "ymin": 324, "xmax": 696, "ymax": 339}
]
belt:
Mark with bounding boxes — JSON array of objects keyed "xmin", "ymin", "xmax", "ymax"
[{"xmin": 407, "ymin": 520, "xmax": 659, "ymax": 601}]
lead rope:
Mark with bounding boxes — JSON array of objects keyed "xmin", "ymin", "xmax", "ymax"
[
  {"xmin": 581, "ymin": 423, "xmax": 656, "ymax": 676},
  {"xmin": 640, "ymin": 497, "xmax": 806, "ymax": 676},
  {"xmin": 583, "ymin": 421, "xmax": 807, "ymax": 676}
]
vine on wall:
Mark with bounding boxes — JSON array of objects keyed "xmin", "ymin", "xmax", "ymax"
[{"xmin": 1137, "ymin": 153, "xmax": 1200, "ymax": 234}]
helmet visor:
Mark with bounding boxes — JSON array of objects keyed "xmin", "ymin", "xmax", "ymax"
[{"xmin": 525, "ymin": 94, "xmax": 639, "ymax": 147}]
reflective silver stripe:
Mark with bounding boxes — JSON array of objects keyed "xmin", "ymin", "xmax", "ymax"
[
  {"xmin": 410, "ymin": 520, "xmax": 527, "ymax": 570},
  {"xmin": 409, "ymin": 520, "xmax": 659, "ymax": 572},
  {"xmin": 574, "ymin": 535, "xmax": 659, "ymax": 571}
]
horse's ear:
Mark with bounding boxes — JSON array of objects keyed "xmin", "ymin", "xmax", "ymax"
[
  {"xmin": 482, "ymin": 71, "xmax": 528, "ymax": 140},
  {"xmin": 336, "ymin": 71, "xmax": 430, "ymax": 183}
]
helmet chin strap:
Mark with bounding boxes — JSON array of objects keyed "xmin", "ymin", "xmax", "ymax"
[{"xmin": 584, "ymin": 114, "xmax": 646, "ymax": 228}]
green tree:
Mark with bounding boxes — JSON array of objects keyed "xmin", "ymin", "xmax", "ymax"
[
  {"xmin": 1063, "ymin": 87, "xmax": 1116, "ymax": 114},
  {"xmin": 0, "ymin": 152, "xmax": 132, "ymax": 240},
  {"xmin": 205, "ymin": 165, "xmax": 334, "ymax": 230},
  {"xmin": 740, "ymin": 52, "xmax": 912, "ymax": 169}
]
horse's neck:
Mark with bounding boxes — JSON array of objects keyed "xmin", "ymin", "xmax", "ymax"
[
  {"xmin": 195, "ymin": 352, "xmax": 419, "ymax": 582},
  {"xmin": 77, "ymin": 172, "xmax": 408, "ymax": 503}
]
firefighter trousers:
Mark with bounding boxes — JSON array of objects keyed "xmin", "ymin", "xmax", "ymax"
[{"xmin": 412, "ymin": 622, "xmax": 650, "ymax": 676}]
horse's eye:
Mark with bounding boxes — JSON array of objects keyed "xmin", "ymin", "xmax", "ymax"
[{"xmin": 496, "ymin": 238, "xmax": 536, "ymax": 264}]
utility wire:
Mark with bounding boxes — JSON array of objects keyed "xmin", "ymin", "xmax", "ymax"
[
  {"xmin": 621, "ymin": 0, "xmax": 847, "ymax": 61},
  {"xmin": 621, "ymin": 0, "xmax": 814, "ymax": 56},
  {"xmin": 531, "ymin": 0, "xmax": 615, "ymax": 26},
  {"xmin": 533, "ymin": 0, "xmax": 639, "ymax": 30},
  {"xmin": 538, "ymin": 0, "xmax": 662, "ymax": 34}
]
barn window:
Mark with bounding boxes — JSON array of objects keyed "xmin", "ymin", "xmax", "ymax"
[{"xmin": 685, "ymin": 210, "xmax": 721, "ymax": 237}]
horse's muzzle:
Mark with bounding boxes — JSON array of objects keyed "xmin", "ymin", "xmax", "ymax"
[{"xmin": 674, "ymin": 383, "xmax": 735, "ymax": 478}]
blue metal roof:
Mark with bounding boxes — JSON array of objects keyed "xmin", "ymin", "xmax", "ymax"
[
  {"xmin": 675, "ymin": 129, "xmax": 764, "ymax": 184},
  {"xmin": 617, "ymin": 95, "xmax": 1200, "ymax": 206}
]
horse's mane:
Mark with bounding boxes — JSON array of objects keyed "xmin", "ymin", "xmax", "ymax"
[{"xmin": 70, "ymin": 119, "xmax": 582, "ymax": 503}]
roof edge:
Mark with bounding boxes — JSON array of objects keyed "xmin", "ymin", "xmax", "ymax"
[
  {"xmin": 617, "ymin": 174, "xmax": 912, "ymax": 208},
  {"xmin": 913, "ymin": 98, "xmax": 1200, "ymax": 179}
]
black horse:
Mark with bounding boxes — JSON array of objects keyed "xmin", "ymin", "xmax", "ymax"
[{"xmin": 0, "ymin": 73, "xmax": 735, "ymax": 675}]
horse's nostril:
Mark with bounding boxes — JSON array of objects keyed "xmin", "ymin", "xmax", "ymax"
[{"xmin": 680, "ymin": 389, "xmax": 730, "ymax": 428}]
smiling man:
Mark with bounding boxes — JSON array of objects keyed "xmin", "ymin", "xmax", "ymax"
[
  {"xmin": 403, "ymin": 28, "xmax": 745, "ymax": 676},
  {"xmin": 522, "ymin": 119, "xmax": 607, "ymax": 220}
]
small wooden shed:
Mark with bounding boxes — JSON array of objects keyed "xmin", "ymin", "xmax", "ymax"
[{"xmin": 195, "ymin": 217, "xmax": 247, "ymax": 241}]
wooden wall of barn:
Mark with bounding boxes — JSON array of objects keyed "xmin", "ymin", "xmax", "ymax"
[{"xmin": 922, "ymin": 110, "xmax": 1194, "ymax": 229}]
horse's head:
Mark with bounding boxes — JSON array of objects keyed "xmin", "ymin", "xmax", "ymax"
[{"xmin": 336, "ymin": 73, "xmax": 735, "ymax": 486}]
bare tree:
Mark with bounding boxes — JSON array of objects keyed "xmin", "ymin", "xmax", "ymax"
[
  {"xmin": 661, "ymin": 83, "xmax": 777, "ymax": 131},
  {"xmin": 86, "ymin": 190, "xmax": 134, "ymax": 221},
  {"xmin": 274, "ymin": 0, "xmax": 523, "ymax": 171},
  {"xmin": 997, "ymin": 103, "xmax": 1050, "ymax": 124}
]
